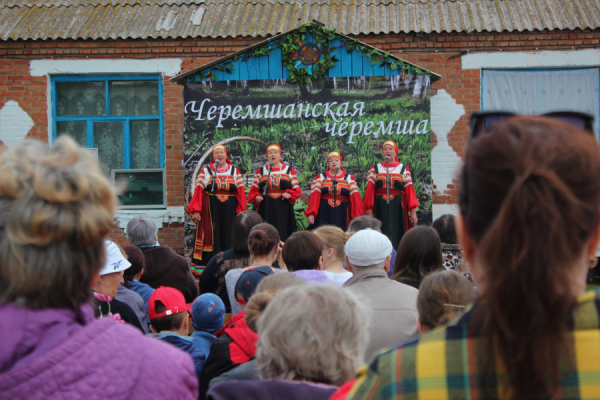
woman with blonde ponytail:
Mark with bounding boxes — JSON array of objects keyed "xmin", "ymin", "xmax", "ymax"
[
  {"xmin": 314, "ymin": 226, "xmax": 354, "ymax": 284},
  {"xmin": 347, "ymin": 115, "xmax": 600, "ymax": 400}
]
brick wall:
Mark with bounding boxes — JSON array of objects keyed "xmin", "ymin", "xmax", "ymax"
[
  {"xmin": 108, "ymin": 222, "xmax": 186, "ymax": 255},
  {"xmin": 1, "ymin": 28, "xmax": 598, "ymax": 247},
  {"xmin": 0, "ymin": 57, "xmax": 48, "ymax": 142}
]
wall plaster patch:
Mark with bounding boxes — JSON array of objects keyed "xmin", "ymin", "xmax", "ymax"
[
  {"xmin": 432, "ymin": 203, "xmax": 460, "ymax": 221},
  {"xmin": 462, "ymin": 48, "xmax": 600, "ymax": 70},
  {"xmin": 0, "ymin": 101, "xmax": 34, "ymax": 147},
  {"xmin": 30, "ymin": 58, "xmax": 183, "ymax": 77},
  {"xmin": 431, "ymin": 89, "xmax": 464, "ymax": 194}
]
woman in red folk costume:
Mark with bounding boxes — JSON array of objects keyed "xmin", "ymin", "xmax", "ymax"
[
  {"xmin": 305, "ymin": 151, "xmax": 365, "ymax": 231},
  {"xmin": 247, "ymin": 144, "xmax": 302, "ymax": 241},
  {"xmin": 189, "ymin": 145, "xmax": 247, "ymax": 266},
  {"xmin": 364, "ymin": 140, "xmax": 419, "ymax": 249}
]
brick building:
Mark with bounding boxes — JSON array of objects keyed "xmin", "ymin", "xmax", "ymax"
[{"xmin": 1, "ymin": 0, "xmax": 599, "ymax": 256}]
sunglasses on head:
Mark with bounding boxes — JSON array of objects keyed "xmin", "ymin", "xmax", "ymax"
[{"xmin": 469, "ymin": 111, "xmax": 595, "ymax": 138}]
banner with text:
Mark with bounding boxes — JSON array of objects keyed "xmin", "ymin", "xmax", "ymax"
[{"xmin": 183, "ymin": 76, "xmax": 431, "ymax": 260}]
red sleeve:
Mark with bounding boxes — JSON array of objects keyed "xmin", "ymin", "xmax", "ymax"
[
  {"xmin": 246, "ymin": 167, "xmax": 262, "ymax": 206},
  {"xmin": 329, "ymin": 379, "xmax": 355, "ymax": 400},
  {"xmin": 304, "ymin": 174, "xmax": 322, "ymax": 217},
  {"xmin": 189, "ymin": 168, "xmax": 209, "ymax": 214},
  {"xmin": 364, "ymin": 165, "xmax": 376, "ymax": 211},
  {"xmin": 404, "ymin": 183, "xmax": 419, "ymax": 211},
  {"xmin": 404, "ymin": 166, "xmax": 419, "ymax": 211},
  {"xmin": 348, "ymin": 174, "xmax": 365, "ymax": 219},
  {"xmin": 349, "ymin": 191, "xmax": 366, "ymax": 219},
  {"xmin": 285, "ymin": 167, "xmax": 302, "ymax": 204},
  {"xmin": 188, "ymin": 185, "xmax": 204, "ymax": 214},
  {"xmin": 234, "ymin": 168, "xmax": 248, "ymax": 214}
]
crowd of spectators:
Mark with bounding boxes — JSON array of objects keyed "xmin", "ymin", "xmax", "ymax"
[{"xmin": 2, "ymin": 114, "xmax": 600, "ymax": 400}]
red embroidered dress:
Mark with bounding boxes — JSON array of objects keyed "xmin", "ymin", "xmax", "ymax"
[
  {"xmin": 305, "ymin": 170, "xmax": 365, "ymax": 230},
  {"xmin": 364, "ymin": 161, "xmax": 419, "ymax": 249},
  {"xmin": 247, "ymin": 164, "xmax": 301, "ymax": 241},
  {"xmin": 189, "ymin": 164, "xmax": 247, "ymax": 266}
]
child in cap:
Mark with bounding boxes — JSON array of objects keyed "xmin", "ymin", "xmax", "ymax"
[
  {"xmin": 148, "ymin": 286, "xmax": 206, "ymax": 382},
  {"xmin": 198, "ymin": 266, "xmax": 273, "ymax": 399},
  {"xmin": 190, "ymin": 293, "xmax": 225, "ymax": 358},
  {"xmin": 234, "ymin": 266, "xmax": 274, "ymax": 309}
]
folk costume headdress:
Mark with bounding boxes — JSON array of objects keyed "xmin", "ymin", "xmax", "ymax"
[
  {"xmin": 326, "ymin": 151, "xmax": 345, "ymax": 173},
  {"xmin": 209, "ymin": 145, "xmax": 231, "ymax": 171},
  {"xmin": 266, "ymin": 144, "xmax": 282, "ymax": 156},
  {"xmin": 382, "ymin": 140, "xmax": 399, "ymax": 155}
]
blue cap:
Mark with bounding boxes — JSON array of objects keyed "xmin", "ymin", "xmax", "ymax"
[
  {"xmin": 235, "ymin": 266, "xmax": 274, "ymax": 302},
  {"xmin": 191, "ymin": 293, "xmax": 225, "ymax": 333}
]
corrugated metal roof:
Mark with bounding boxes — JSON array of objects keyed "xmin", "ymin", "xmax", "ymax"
[{"xmin": 1, "ymin": 0, "xmax": 599, "ymax": 41}]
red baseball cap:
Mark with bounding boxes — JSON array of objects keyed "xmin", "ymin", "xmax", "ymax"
[{"xmin": 148, "ymin": 287, "xmax": 187, "ymax": 320}]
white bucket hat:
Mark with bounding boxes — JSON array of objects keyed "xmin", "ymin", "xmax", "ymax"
[{"xmin": 99, "ymin": 240, "xmax": 131, "ymax": 276}]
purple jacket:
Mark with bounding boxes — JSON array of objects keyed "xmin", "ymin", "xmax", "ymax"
[
  {"xmin": 291, "ymin": 270, "xmax": 342, "ymax": 285},
  {"xmin": 207, "ymin": 379, "xmax": 338, "ymax": 400},
  {"xmin": 0, "ymin": 302, "xmax": 198, "ymax": 399}
]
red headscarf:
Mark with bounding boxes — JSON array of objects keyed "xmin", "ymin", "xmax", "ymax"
[
  {"xmin": 266, "ymin": 144, "xmax": 282, "ymax": 156},
  {"xmin": 382, "ymin": 140, "xmax": 399, "ymax": 155},
  {"xmin": 326, "ymin": 151, "xmax": 345, "ymax": 173},
  {"xmin": 209, "ymin": 144, "xmax": 231, "ymax": 170}
]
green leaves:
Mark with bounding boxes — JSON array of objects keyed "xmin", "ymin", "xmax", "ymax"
[{"xmin": 189, "ymin": 22, "xmax": 433, "ymax": 85}]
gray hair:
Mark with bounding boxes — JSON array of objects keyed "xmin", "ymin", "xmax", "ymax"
[
  {"xmin": 0, "ymin": 137, "xmax": 117, "ymax": 310},
  {"xmin": 126, "ymin": 215, "xmax": 158, "ymax": 246},
  {"xmin": 256, "ymin": 284, "xmax": 369, "ymax": 386},
  {"xmin": 347, "ymin": 215, "xmax": 382, "ymax": 233}
]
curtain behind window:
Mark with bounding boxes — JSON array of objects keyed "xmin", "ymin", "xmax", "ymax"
[{"xmin": 482, "ymin": 68, "xmax": 600, "ymax": 138}]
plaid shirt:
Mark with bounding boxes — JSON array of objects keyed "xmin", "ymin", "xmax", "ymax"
[{"xmin": 348, "ymin": 290, "xmax": 600, "ymax": 400}]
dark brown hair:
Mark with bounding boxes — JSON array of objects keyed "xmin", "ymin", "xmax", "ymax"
[
  {"xmin": 282, "ymin": 231, "xmax": 323, "ymax": 272},
  {"xmin": 392, "ymin": 226, "xmax": 443, "ymax": 281},
  {"xmin": 432, "ymin": 214, "xmax": 457, "ymax": 244},
  {"xmin": 248, "ymin": 223, "xmax": 280, "ymax": 257},
  {"xmin": 150, "ymin": 300, "xmax": 187, "ymax": 333},
  {"xmin": 231, "ymin": 210, "xmax": 263, "ymax": 254},
  {"xmin": 122, "ymin": 244, "xmax": 145, "ymax": 283},
  {"xmin": 417, "ymin": 270, "xmax": 476, "ymax": 330},
  {"xmin": 459, "ymin": 116, "xmax": 600, "ymax": 399}
]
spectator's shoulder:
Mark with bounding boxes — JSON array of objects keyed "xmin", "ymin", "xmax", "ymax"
[
  {"xmin": 136, "ymin": 333, "xmax": 199, "ymax": 398},
  {"xmin": 348, "ymin": 338, "xmax": 421, "ymax": 400}
]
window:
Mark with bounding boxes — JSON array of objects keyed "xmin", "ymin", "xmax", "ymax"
[
  {"xmin": 52, "ymin": 75, "xmax": 165, "ymax": 175},
  {"xmin": 482, "ymin": 68, "xmax": 600, "ymax": 138},
  {"xmin": 111, "ymin": 169, "xmax": 167, "ymax": 209}
]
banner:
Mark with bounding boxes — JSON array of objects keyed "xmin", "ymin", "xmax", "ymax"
[{"xmin": 183, "ymin": 76, "xmax": 431, "ymax": 261}]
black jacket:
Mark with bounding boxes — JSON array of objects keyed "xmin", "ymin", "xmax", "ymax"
[{"xmin": 139, "ymin": 246, "xmax": 198, "ymax": 303}]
